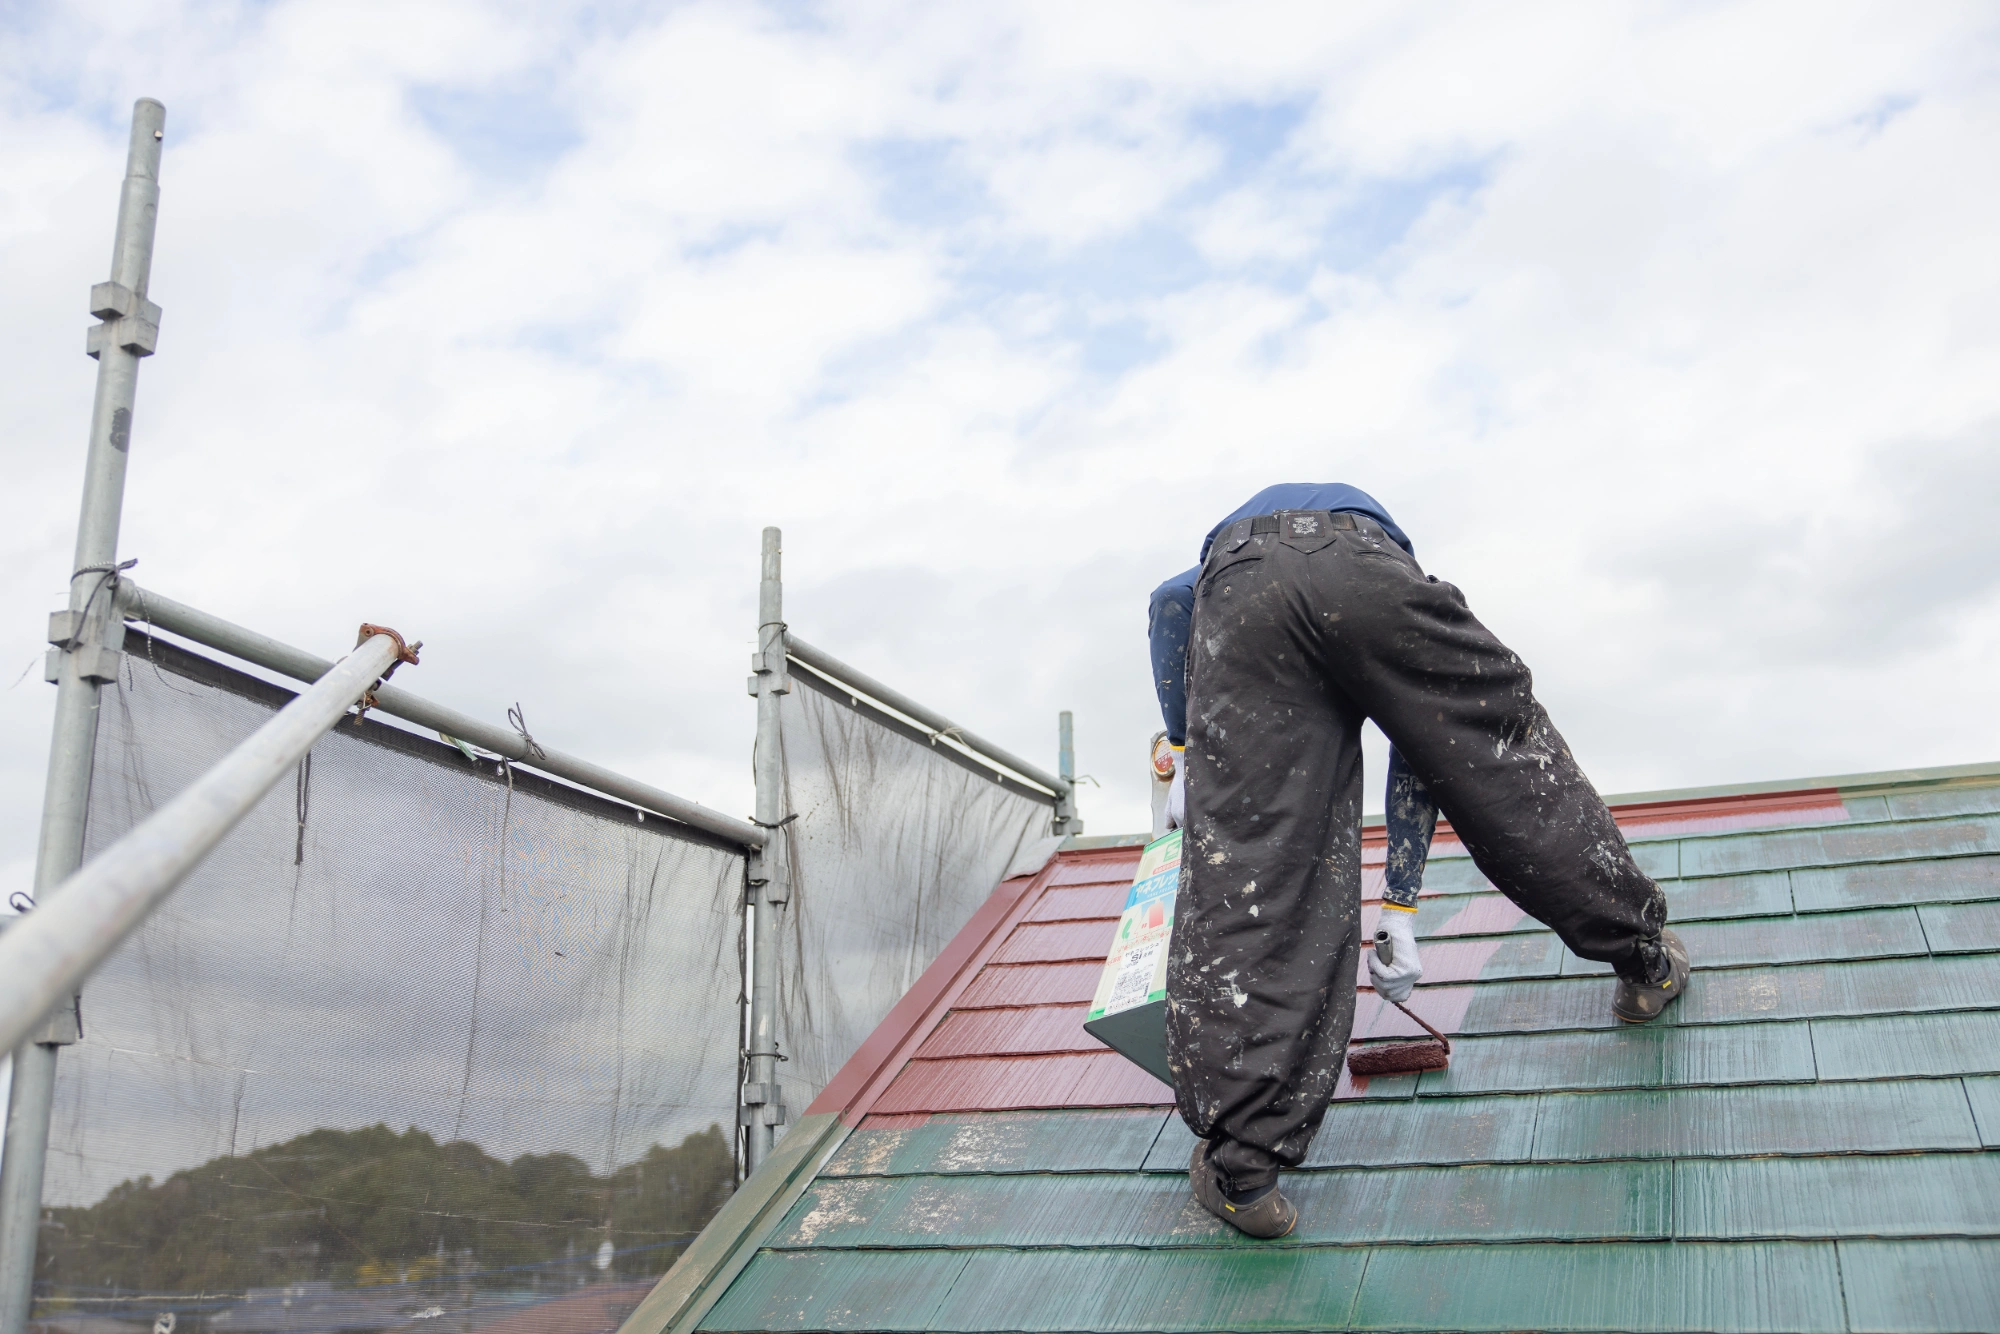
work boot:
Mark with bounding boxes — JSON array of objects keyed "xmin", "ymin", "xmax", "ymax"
[
  {"xmin": 1613, "ymin": 928, "xmax": 1690, "ymax": 1023},
  {"xmin": 1188, "ymin": 1139, "xmax": 1297, "ymax": 1239}
]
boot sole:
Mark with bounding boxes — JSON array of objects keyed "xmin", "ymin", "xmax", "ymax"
[
  {"xmin": 1188, "ymin": 1141, "xmax": 1298, "ymax": 1239},
  {"xmin": 1613, "ymin": 931, "xmax": 1690, "ymax": 1023},
  {"xmin": 1614, "ymin": 980, "xmax": 1689, "ymax": 1023}
]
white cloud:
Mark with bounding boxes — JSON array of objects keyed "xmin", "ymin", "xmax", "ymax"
[{"xmin": 4, "ymin": 0, "xmax": 1999, "ymax": 902}]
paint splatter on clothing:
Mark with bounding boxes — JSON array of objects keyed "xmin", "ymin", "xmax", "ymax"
[
  {"xmin": 1149, "ymin": 483, "xmax": 1413, "ymax": 747},
  {"xmin": 1164, "ymin": 507, "xmax": 1667, "ymax": 1191}
]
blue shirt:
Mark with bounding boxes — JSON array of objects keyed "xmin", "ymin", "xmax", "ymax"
[{"xmin": 1148, "ymin": 484, "xmax": 1413, "ymax": 744}]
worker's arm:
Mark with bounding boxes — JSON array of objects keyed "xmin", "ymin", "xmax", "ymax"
[
  {"xmin": 1382, "ymin": 746, "xmax": 1437, "ymax": 908},
  {"xmin": 1370, "ymin": 746, "xmax": 1436, "ymax": 1002},
  {"xmin": 1148, "ymin": 572, "xmax": 1198, "ymax": 745},
  {"xmin": 1152, "ymin": 574, "xmax": 1198, "ymax": 828}
]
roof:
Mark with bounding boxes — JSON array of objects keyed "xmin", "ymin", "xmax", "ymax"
[{"xmin": 625, "ymin": 764, "xmax": 2000, "ymax": 1334}]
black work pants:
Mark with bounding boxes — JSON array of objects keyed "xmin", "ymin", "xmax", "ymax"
[{"xmin": 1164, "ymin": 509, "xmax": 1667, "ymax": 1189}]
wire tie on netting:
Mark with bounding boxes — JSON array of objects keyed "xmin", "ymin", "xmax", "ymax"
[
  {"xmin": 120, "ymin": 583, "xmax": 198, "ymax": 698},
  {"xmin": 927, "ymin": 725, "xmax": 964, "ymax": 747},
  {"xmin": 294, "ymin": 752, "xmax": 312, "ymax": 867},
  {"xmin": 7, "ymin": 891, "xmax": 34, "ymax": 915},
  {"xmin": 750, "ymin": 814, "xmax": 798, "ymax": 830},
  {"xmin": 507, "ymin": 702, "xmax": 547, "ymax": 761}
]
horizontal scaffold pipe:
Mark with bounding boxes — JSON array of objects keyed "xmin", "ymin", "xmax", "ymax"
[
  {"xmin": 0, "ymin": 634, "xmax": 401, "ymax": 1055},
  {"xmin": 783, "ymin": 633, "xmax": 1069, "ymax": 802},
  {"xmin": 117, "ymin": 584, "xmax": 766, "ymax": 851}
]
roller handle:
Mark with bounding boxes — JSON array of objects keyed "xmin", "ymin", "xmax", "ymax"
[{"xmin": 1371, "ymin": 929, "xmax": 1450, "ymax": 1053}]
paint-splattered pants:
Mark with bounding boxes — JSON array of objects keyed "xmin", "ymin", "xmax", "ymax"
[{"xmin": 1165, "ymin": 509, "xmax": 1668, "ymax": 1190}]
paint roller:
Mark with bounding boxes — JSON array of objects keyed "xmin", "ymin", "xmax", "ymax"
[{"xmin": 1345, "ymin": 928, "xmax": 1452, "ymax": 1076}]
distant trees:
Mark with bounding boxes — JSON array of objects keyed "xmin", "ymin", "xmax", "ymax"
[{"xmin": 36, "ymin": 1123, "xmax": 733, "ymax": 1297}]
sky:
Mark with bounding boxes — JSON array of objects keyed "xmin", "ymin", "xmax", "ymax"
[{"xmin": 4, "ymin": 0, "xmax": 1999, "ymax": 899}]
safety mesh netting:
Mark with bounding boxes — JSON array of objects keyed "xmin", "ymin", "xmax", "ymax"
[
  {"xmin": 33, "ymin": 634, "xmax": 744, "ymax": 1334},
  {"xmin": 773, "ymin": 666, "xmax": 1060, "ymax": 1111}
]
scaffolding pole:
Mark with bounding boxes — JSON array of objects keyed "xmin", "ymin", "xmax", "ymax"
[
  {"xmin": 0, "ymin": 98, "xmax": 165, "ymax": 1334},
  {"xmin": 742, "ymin": 527, "xmax": 790, "ymax": 1173},
  {"xmin": 783, "ymin": 635, "xmax": 1076, "ymax": 811},
  {"xmin": 1056, "ymin": 709, "xmax": 1082, "ymax": 835},
  {"xmin": 116, "ymin": 583, "xmax": 766, "ymax": 852}
]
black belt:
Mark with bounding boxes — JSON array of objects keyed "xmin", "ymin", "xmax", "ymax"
[
  {"xmin": 1207, "ymin": 509, "xmax": 1370, "ymax": 565},
  {"xmin": 1242, "ymin": 510, "xmax": 1361, "ymax": 535}
]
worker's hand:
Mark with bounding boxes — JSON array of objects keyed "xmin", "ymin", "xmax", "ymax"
[
  {"xmin": 1165, "ymin": 759, "xmax": 1186, "ymax": 829},
  {"xmin": 1368, "ymin": 907, "xmax": 1423, "ymax": 1003}
]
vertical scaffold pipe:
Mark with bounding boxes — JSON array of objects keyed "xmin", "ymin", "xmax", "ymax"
[
  {"xmin": 0, "ymin": 98, "xmax": 166, "ymax": 1334},
  {"xmin": 1054, "ymin": 710, "xmax": 1080, "ymax": 836},
  {"xmin": 743, "ymin": 527, "xmax": 790, "ymax": 1173}
]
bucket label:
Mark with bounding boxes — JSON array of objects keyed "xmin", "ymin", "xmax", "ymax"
[{"xmin": 1087, "ymin": 828, "xmax": 1181, "ymax": 1021}]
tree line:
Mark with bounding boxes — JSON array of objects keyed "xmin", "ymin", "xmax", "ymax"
[{"xmin": 37, "ymin": 1122, "xmax": 734, "ymax": 1296}]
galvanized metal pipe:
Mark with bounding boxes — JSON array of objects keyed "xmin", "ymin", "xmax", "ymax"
[
  {"xmin": 783, "ymin": 635, "xmax": 1071, "ymax": 803},
  {"xmin": 0, "ymin": 1050, "xmax": 54, "ymax": 1334},
  {"xmin": 1056, "ymin": 710, "xmax": 1080, "ymax": 835},
  {"xmin": 743, "ymin": 527, "xmax": 789, "ymax": 1173},
  {"xmin": 0, "ymin": 636, "xmax": 404, "ymax": 1059},
  {"xmin": 0, "ymin": 99, "xmax": 165, "ymax": 1334},
  {"xmin": 117, "ymin": 584, "xmax": 766, "ymax": 852}
]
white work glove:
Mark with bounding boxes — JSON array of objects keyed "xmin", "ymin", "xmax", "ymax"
[
  {"xmin": 1368, "ymin": 907, "xmax": 1423, "ymax": 1004},
  {"xmin": 1165, "ymin": 749, "xmax": 1186, "ymax": 829}
]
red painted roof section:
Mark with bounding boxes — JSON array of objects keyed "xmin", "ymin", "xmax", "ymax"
[
  {"xmin": 808, "ymin": 786, "xmax": 1860, "ymax": 1128},
  {"xmin": 802, "ymin": 846, "xmax": 1142, "ymax": 1125},
  {"xmin": 916, "ymin": 1004, "xmax": 1100, "ymax": 1059},
  {"xmin": 1025, "ymin": 882, "xmax": 1127, "ymax": 922},
  {"xmin": 992, "ymin": 919, "xmax": 1117, "ymax": 964}
]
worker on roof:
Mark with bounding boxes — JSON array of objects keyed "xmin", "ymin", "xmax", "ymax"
[{"xmin": 1149, "ymin": 482, "xmax": 1689, "ymax": 1239}]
